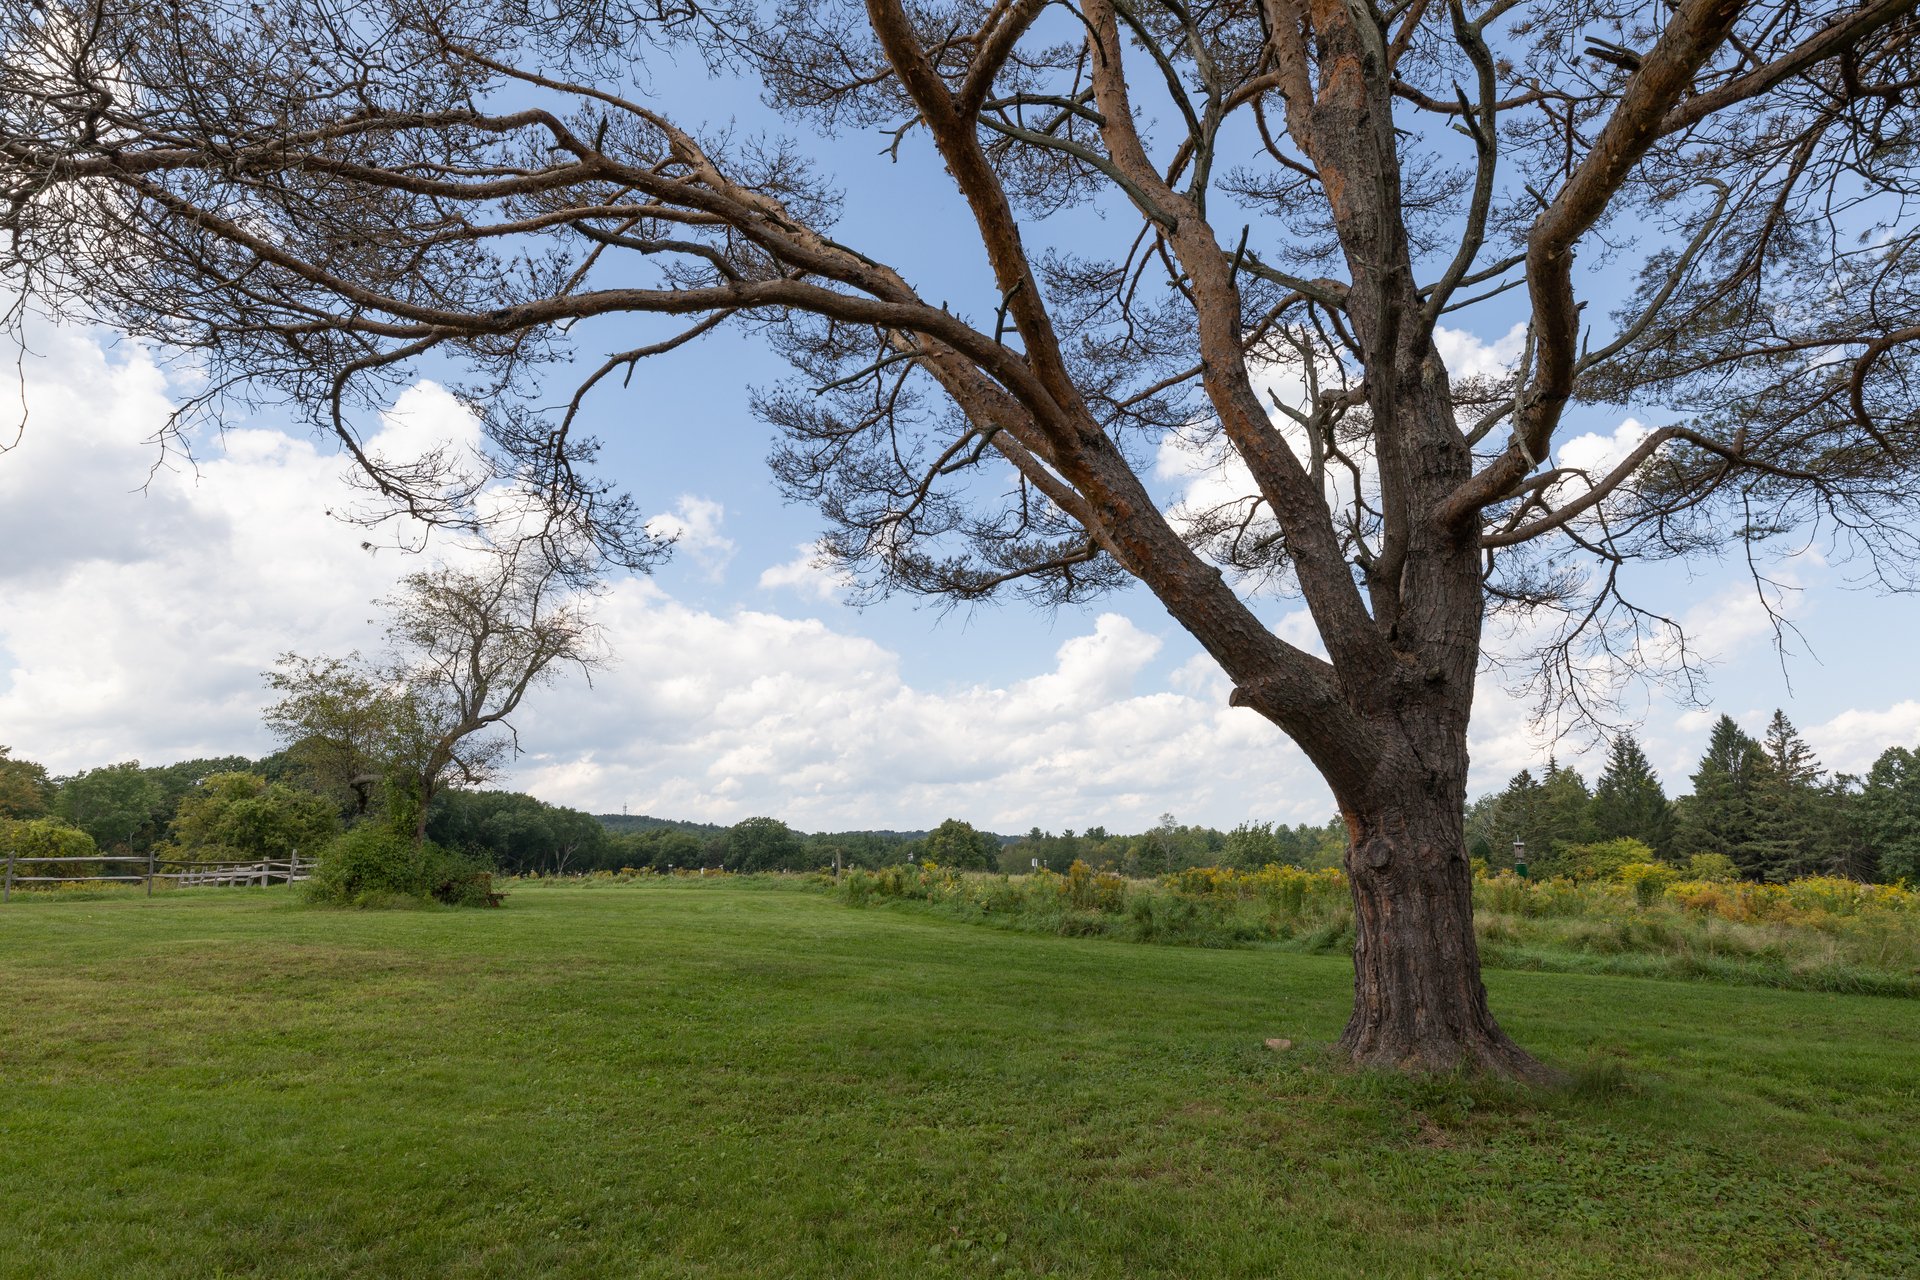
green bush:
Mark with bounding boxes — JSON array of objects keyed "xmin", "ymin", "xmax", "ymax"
[
  {"xmin": 1, "ymin": 816, "xmax": 101, "ymax": 880},
  {"xmin": 308, "ymin": 826, "xmax": 430, "ymax": 903},
  {"xmin": 1685, "ymin": 853, "xmax": 1739, "ymax": 883},
  {"xmin": 307, "ymin": 827, "xmax": 500, "ymax": 908},
  {"xmin": 1563, "ymin": 838, "xmax": 1659, "ymax": 882},
  {"xmin": 1616, "ymin": 860, "xmax": 1679, "ymax": 907},
  {"xmin": 430, "ymin": 862, "xmax": 501, "ymax": 908}
]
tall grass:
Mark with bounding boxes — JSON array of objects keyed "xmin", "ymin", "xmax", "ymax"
[{"xmin": 831, "ymin": 861, "xmax": 1920, "ymax": 997}]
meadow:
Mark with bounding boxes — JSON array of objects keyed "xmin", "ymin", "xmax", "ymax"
[
  {"xmin": 1, "ymin": 880, "xmax": 1917, "ymax": 1278},
  {"xmin": 821, "ymin": 860, "xmax": 1920, "ymax": 997}
]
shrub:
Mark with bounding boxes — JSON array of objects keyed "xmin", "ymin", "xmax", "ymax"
[
  {"xmin": 1563, "ymin": 838, "xmax": 1658, "ymax": 882},
  {"xmin": 1, "ymin": 816, "xmax": 101, "ymax": 881},
  {"xmin": 1616, "ymin": 861, "xmax": 1678, "ymax": 907},
  {"xmin": 308, "ymin": 826, "xmax": 430, "ymax": 903},
  {"xmin": 1062, "ymin": 859, "xmax": 1128, "ymax": 912},
  {"xmin": 431, "ymin": 864, "xmax": 502, "ymax": 908},
  {"xmin": 307, "ymin": 826, "xmax": 498, "ymax": 907},
  {"xmin": 1685, "ymin": 853, "xmax": 1740, "ymax": 883}
]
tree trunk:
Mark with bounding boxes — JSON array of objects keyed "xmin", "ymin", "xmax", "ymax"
[
  {"xmin": 412, "ymin": 775, "xmax": 435, "ymax": 848},
  {"xmin": 1338, "ymin": 789, "xmax": 1556, "ymax": 1081}
]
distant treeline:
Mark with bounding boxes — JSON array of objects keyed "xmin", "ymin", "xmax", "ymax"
[
  {"xmin": 6, "ymin": 702, "xmax": 1917, "ymax": 885},
  {"xmin": 571, "ymin": 813, "xmax": 1348, "ymax": 878},
  {"xmin": 0, "ymin": 748, "xmax": 340, "ymax": 875},
  {"xmin": 1470, "ymin": 712, "xmax": 1920, "ymax": 885},
  {"xmin": 0, "ymin": 742, "xmax": 1347, "ymax": 879}
]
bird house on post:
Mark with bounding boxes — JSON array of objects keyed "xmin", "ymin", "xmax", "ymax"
[{"xmin": 1512, "ymin": 840, "xmax": 1528, "ymax": 879}]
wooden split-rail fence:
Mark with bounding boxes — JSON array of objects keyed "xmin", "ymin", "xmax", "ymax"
[{"xmin": 1, "ymin": 851, "xmax": 311, "ymax": 903}]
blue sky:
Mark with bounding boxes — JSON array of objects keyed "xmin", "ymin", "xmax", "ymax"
[{"xmin": 3, "ymin": 37, "xmax": 1918, "ymax": 833}]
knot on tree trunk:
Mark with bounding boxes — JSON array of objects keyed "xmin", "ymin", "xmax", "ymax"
[{"xmin": 1339, "ymin": 793, "xmax": 1556, "ymax": 1081}]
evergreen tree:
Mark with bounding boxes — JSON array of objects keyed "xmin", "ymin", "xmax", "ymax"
[
  {"xmin": 1859, "ymin": 746, "xmax": 1920, "ymax": 883},
  {"xmin": 1537, "ymin": 760, "xmax": 1595, "ymax": 862},
  {"xmin": 1678, "ymin": 716, "xmax": 1767, "ymax": 877},
  {"xmin": 1463, "ymin": 793, "xmax": 1501, "ymax": 865},
  {"xmin": 1488, "ymin": 770, "xmax": 1543, "ymax": 868},
  {"xmin": 1748, "ymin": 710, "xmax": 1825, "ymax": 881},
  {"xmin": 1817, "ymin": 775, "xmax": 1878, "ymax": 882},
  {"xmin": 1589, "ymin": 734, "xmax": 1675, "ymax": 858}
]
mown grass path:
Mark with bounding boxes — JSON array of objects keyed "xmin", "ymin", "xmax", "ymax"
[{"xmin": 1, "ymin": 881, "xmax": 1916, "ymax": 1278}]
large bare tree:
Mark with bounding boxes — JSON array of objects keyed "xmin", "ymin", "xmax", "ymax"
[{"xmin": 3, "ymin": 0, "xmax": 1917, "ymax": 1075}]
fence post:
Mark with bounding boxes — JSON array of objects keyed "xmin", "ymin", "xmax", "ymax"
[
  {"xmin": 3, "ymin": 845, "xmax": 13, "ymax": 904},
  {"xmin": 146, "ymin": 848, "xmax": 156, "ymax": 898},
  {"xmin": 289, "ymin": 849, "xmax": 299, "ymax": 886}
]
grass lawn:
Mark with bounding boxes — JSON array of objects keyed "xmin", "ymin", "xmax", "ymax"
[{"xmin": 1, "ymin": 881, "xmax": 1916, "ymax": 1278}]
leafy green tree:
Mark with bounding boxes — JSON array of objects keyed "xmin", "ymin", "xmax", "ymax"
[
  {"xmin": 51, "ymin": 762, "xmax": 165, "ymax": 853},
  {"xmin": 142, "ymin": 756, "xmax": 258, "ymax": 809},
  {"xmin": 722, "ymin": 817, "xmax": 805, "ymax": 873},
  {"xmin": 1224, "ymin": 821, "xmax": 1284, "ymax": 869},
  {"xmin": 1482, "ymin": 763, "xmax": 1588, "ymax": 874},
  {"xmin": 1859, "ymin": 747, "xmax": 1920, "ymax": 883},
  {"xmin": 167, "ymin": 772, "xmax": 339, "ymax": 862},
  {"xmin": 1147, "ymin": 813, "xmax": 1180, "ymax": 875},
  {"xmin": 542, "ymin": 806, "xmax": 613, "ymax": 875},
  {"xmin": 922, "ymin": 818, "xmax": 997, "ymax": 870},
  {"xmin": 1463, "ymin": 793, "xmax": 1501, "ymax": 865},
  {"xmin": 427, "ymin": 790, "xmax": 613, "ymax": 873},
  {"xmin": 1590, "ymin": 734, "xmax": 1675, "ymax": 858},
  {"xmin": 1684, "ymin": 853, "xmax": 1740, "ymax": 883},
  {"xmin": 264, "ymin": 652, "xmax": 393, "ymax": 819},
  {"xmin": 1284, "ymin": 819, "xmax": 1350, "ymax": 871},
  {"xmin": 0, "ymin": 746, "xmax": 51, "ymax": 819},
  {"xmin": 1000, "ymin": 833, "xmax": 1046, "ymax": 875},
  {"xmin": 620, "ymin": 828, "xmax": 709, "ymax": 872},
  {"xmin": 269, "ymin": 545, "xmax": 602, "ymax": 844},
  {"xmin": 1815, "ymin": 775, "xmax": 1878, "ymax": 882},
  {"xmin": 806, "ymin": 831, "xmax": 907, "ymax": 873},
  {"xmin": 1678, "ymin": 716, "xmax": 1767, "ymax": 877}
]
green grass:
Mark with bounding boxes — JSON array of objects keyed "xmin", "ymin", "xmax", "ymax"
[{"xmin": 2, "ymin": 881, "xmax": 1917, "ymax": 1278}]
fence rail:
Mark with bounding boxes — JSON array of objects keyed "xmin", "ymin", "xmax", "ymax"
[{"xmin": 1, "ymin": 851, "xmax": 309, "ymax": 902}]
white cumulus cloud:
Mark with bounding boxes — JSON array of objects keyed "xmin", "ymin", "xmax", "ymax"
[
  {"xmin": 645, "ymin": 495, "xmax": 735, "ymax": 581},
  {"xmin": 509, "ymin": 599, "xmax": 1329, "ymax": 831},
  {"xmin": 1807, "ymin": 701, "xmax": 1920, "ymax": 776},
  {"xmin": 1435, "ymin": 321, "xmax": 1527, "ymax": 381},
  {"xmin": 0, "ymin": 328, "xmax": 482, "ymax": 770},
  {"xmin": 758, "ymin": 540, "xmax": 852, "ymax": 601}
]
